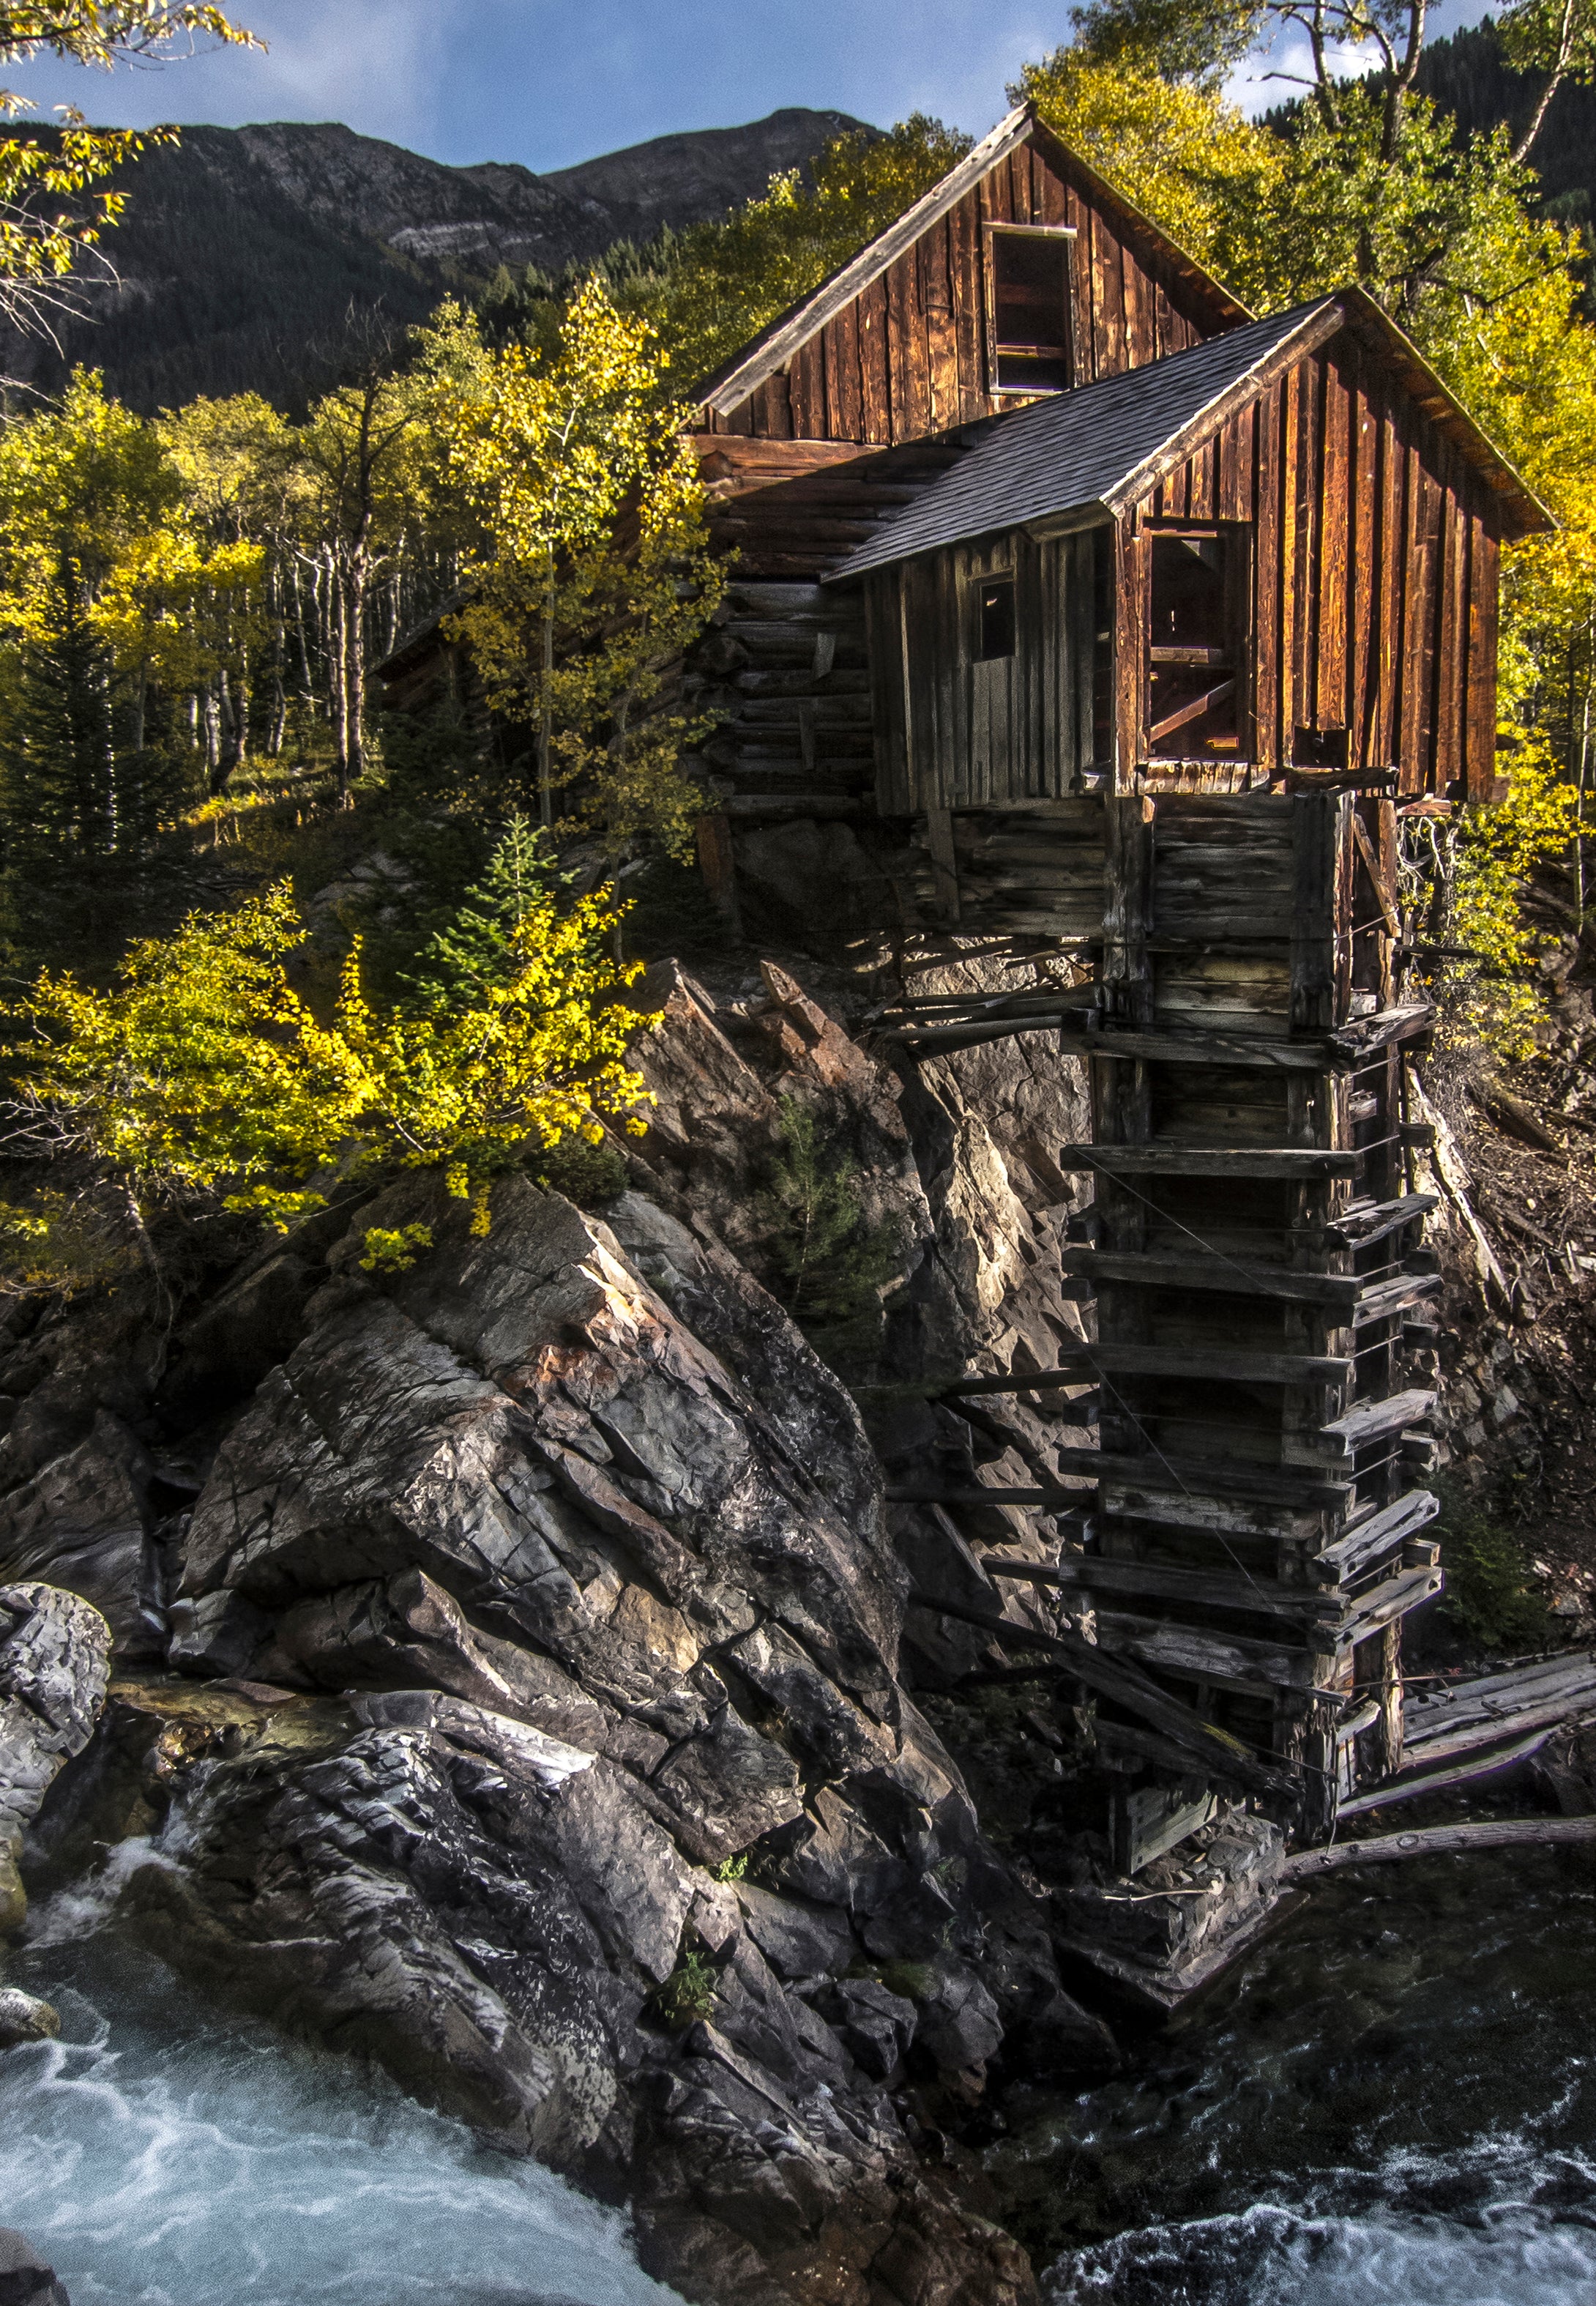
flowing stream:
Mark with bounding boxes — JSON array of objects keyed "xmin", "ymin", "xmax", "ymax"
[
  {"xmin": 0, "ymin": 1927, "xmax": 682, "ymax": 2306},
  {"xmin": 994, "ymin": 1845, "xmax": 1596, "ymax": 2305},
  {"xmin": 6, "ymin": 1846, "xmax": 1596, "ymax": 2303}
]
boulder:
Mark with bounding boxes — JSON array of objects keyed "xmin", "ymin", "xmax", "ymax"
[
  {"xmin": 0, "ymin": 1582, "xmax": 111, "ymax": 1931},
  {"xmin": 0, "ymin": 1987, "xmax": 59, "ymax": 2047},
  {"xmin": 0, "ymin": 1413, "xmax": 159, "ymax": 1658},
  {"xmin": 0, "ymin": 2230, "xmax": 70, "ymax": 2306}
]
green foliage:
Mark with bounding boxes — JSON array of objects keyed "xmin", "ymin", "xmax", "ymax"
[
  {"xmin": 443, "ymin": 278, "xmax": 723, "ymax": 863},
  {"xmin": 1407, "ymin": 740, "xmax": 1579, "ymax": 1055},
  {"xmin": 400, "ymin": 811, "xmax": 559, "ymax": 1012},
  {"xmin": 534, "ymin": 1133, "xmax": 627, "ymax": 1210},
  {"xmin": 708, "ymin": 1851, "xmax": 750, "ymax": 1883},
  {"xmin": 651, "ymin": 1944, "xmax": 718, "ymax": 2030},
  {"xmin": 756, "ymin": 1096, "xmax": 906, "ymax": 1361},
  {"xmin": 0, "ymin": 825, "xmax": 659, "ymax": 1290},
  {"xmin": 359, "ymin": 1222, "xmax": 433, "ymax": 1273},
  {"xmin": 1436, "ymin": 1481, "xmax": 1550, "ymax": 1651}
]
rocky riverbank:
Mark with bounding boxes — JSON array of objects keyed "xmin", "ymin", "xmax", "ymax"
[{"xmin": 0, "ymin": 952, "xmax": 1114, "ymax": 2306}]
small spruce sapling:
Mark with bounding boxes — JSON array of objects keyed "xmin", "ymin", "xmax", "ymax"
[{"xmin": 756, "ymin": 1096, "xmax": 906, "ymax": 1360}]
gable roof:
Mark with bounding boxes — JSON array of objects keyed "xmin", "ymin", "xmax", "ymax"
[
  {"xmin": 692, "ymin": 102, "xmax": 1250, "ymax": 420},
  {"xmin": 826, "ymin": 289, "xmax": 1551, "ymax": 581}
]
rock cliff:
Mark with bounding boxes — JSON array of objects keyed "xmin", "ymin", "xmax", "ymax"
[{"xmin": 4, "ymin": 953, "xmax": 1113, "ymax": 2306}]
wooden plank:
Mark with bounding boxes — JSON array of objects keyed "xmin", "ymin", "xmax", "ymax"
[
  {"xmin": 828, "ymin": 301, "xmax": 865, "ymax": 443},
  {"xmin": 1095, "ymin": 1607, "xmax": 1316, "ymax": 1691},
  {"xmin": 857, "ymin": 273, "xmax": 891, "ymax": 445},
  {"xmin": 985, "ymin": 1553, "xmax": 1348, "ymax": 1624},
  {"xmin": 1463, "ymin": 514, "xmax": 1499, "ymax": 803},
  {"xmin": 1338, "ymin": 1724, "xmax": 1558, "ymax": 1816},
  {"xmin": 1349, "ymin": 360, "xmax": 1377, "ymax": 769},
  {"xmin": 1077, "ymin": 1025, "xmax": 1332, "ymax": 1070},
  {"xmin": 1070, "ymin": 1250, "xmax": 1435, "ymax": 1317},
  {"xmin": 1321, "ymin": 1191, "xmax": 1438, "ymax": 1249},
  {"xmin": 1312, "ymin": 1488, "xmax": 1439, "ymax": 1583},
  {"xmin": 1289, "ymin": 793, "xmax": 1343, "ymax": 1034},
  {"xmin": 1321, "ymin": 1388, "xmax": 1437, "ymax": 1448},
  {"xmin": 942, "ymin": 1344, "xmax": 1353, "ymax": 1389},
  {"xmin": 903, "ymin": 1586, "xmax": 1299, "ymax": 1796},
  {"xmin": 1316, "ymin": 349, "xmax": 1350, "ymax": 731},
  {"xmin": 894, "ymin": 1448, "xmax": 1351, "ymax": 1506},
  {"xmin": 1397, "ymin": 439, "xmax": 1428, "ymax": 789},
  {"xmin": 1057, "ymin": 1145, "xmax": 1360, "ymax": 1178}
]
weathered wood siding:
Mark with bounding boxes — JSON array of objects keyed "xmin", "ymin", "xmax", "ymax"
[
  {"xmin": 868, "ymin": 527, "xmax": 1103, "ymax": 811},
  {"xmin": 709, "ymin": 131, "xmax": 1226, "ymax": 446},
  {"xmin": 1118, "ymin": 331, "xmax": 1504, "ymax": 801}
]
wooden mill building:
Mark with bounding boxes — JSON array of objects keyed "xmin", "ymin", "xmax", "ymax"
[
  {"xmin": 382, "ymin": 103, "xmax": 1551, "ymax": 1855},
  {"xmin": 673, "ymin": 101, "xmax": 1551, "ymax": 1855}
]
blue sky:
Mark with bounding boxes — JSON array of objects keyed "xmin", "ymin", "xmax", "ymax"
[{"xmin": 1, "ymin": 0, "xmax": 1491, "ymax": 176}]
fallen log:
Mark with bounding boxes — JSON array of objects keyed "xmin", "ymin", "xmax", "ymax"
[{"xmin": 1283, "ymin": 1813, "xmax": 1596, "ymax": 1877}]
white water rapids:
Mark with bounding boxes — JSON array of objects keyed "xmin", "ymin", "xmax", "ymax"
[
  {"xmin": 0, "ymin": 1933, "xmax": 682, "ymax": 2306},
  {"xmin": 6, "ymin": 1844, "xmax": 1596, "ymax": 2303}
]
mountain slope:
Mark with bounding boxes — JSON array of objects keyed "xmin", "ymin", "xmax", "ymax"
[
  {"xmin": 2, "ymin": 106, "xmax": 868, "ymax": 414},
  {"xmin": 1414, "ymin": 21, "xmax": 1596, "ymax": 231}
]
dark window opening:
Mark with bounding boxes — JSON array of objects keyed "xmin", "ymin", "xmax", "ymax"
[
  {"xmin": 1147, "ymin": 528, "xmax": 1248, "ymax": 760},
  {"xmin": 1293, "ymin": 725, "xmax": 1349, "ymax": 769},
  {"xmin": 974, "ymin": 574, "xmax": 1016, "ymax": 661},
  {"xmin": 990, "ymin": 229, "xmax": 1073, "ymax": 395}
]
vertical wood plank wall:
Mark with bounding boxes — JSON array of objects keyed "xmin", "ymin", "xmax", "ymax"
[
  {"xmin": 709, "ymin": 140, "xmax": 1221, "ymax": 447},
  {"xmin": 1120, "ymin": 338, "xmax": 1504, "ymax": 801},
  {"xmin": 870, "ymin": 529, "xmax": 1101, "ymax": 811}
]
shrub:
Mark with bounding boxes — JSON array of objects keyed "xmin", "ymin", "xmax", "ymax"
[{"xmin": 1436, "ymin": 1482, "xmax": 1550, "ymax": 1651}]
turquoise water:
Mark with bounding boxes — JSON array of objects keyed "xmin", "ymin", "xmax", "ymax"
[{"xmin": 0, "ymin": 1930, "xmax": 680, "ymax": 2306}]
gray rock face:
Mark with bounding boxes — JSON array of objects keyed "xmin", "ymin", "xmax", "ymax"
[
  {"xmin": 0, "ymin": 2228, "xmax": 70, "ymax": 2306},
  {"xmin": 0, "ymin": 1581, "xmax": 110, "ymax": 1930},
  {"xmin": 14, "ymin": 962, "xmax": 1115, "ymax": 2306}
]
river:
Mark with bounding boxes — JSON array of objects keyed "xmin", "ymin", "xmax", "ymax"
[
  {"xmin": 5, "ymin": 1848, "xmax": 1595, "ymax": 2304},
  {"xmin": 999, "ymin": 1845, "xmax": 1596, "ymax": 2304},
  {"xmin": 0, "ymin": 1928, "xmax": 682, "ymax": 2306}
]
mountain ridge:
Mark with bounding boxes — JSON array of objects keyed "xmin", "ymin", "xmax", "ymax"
[{"xmin": 1, "ymin": 105, "xmax": 871, "ymax": 412}]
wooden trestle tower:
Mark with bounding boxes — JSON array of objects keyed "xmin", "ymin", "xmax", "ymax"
[
  {"xmin": 1067, "ymin": 789, "xmax": 1439, "ymax": 1836},
  {"xmin": 880, "ymin": 788, "xmax": 1442, "ymax": 1841}
]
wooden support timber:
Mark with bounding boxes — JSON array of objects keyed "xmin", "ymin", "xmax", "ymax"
[{"xmin": 903, "ymin": 789, "xmax": 1444, "ymax": 1849}]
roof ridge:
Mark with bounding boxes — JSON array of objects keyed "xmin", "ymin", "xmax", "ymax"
[{"xmin": 690, "ymin": 103, "xmax": 1250, "ymax": 421}]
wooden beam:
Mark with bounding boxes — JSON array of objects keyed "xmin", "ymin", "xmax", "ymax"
[
  {"xmin": 1094, "ymin": 1607, "xmax": 1316, "ymax": 1690},
  {"xmin": 1312, "ymin": 1488, "xmax": 1439, "ymax": 1584},
  {"xmin": 940, "ymin": 1343, "xmax": 1353, "ymax": 1392},
  {"xmin": 893, "ymin": 1448, "xmax": 1351, "ymax": 1508},
  {"xmin": 983, "ymin": 1553, "xmax": 1347, "ymax": 1623},
  {"xmin": 1315, "ymin": 1192, "xmax": 1439, "ymax": 1250},
  {"xmin": 1057, "ymin": 1144, "xmax": 1360, "ymax": 1179},
  {"xmin": 1324, "ymin": 1002, "xmax": 1434, "ymax": 1063},
  {"xmin": 1065, "ymin": 1249, "xmax": 1357, "ymax": 1308},
  {"xmin": 1337, "ymin": 1724, "xmax": 1556, "ymax": 1818},
  {"xmin": 903, "ymin": 1585, "xmax": 1299, "ymax": 1796},
  {"xmin": 1320, "ymin": 1388, "xmax": 1436, "ymax": 1451},
  {"xmin": 1284, "ymin": 1815, "xmax": 1596, "ymax": 1878}
]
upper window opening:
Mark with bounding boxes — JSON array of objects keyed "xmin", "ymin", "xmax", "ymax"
[
  {"xmin": 1148, "ymin": 529, "xmax": 1247, "ymax": 759},
  {"xmin": 989, "ymin": 228, "xmax": 1073, "ymax": 396},
  {"xmin": 974, "ymin": 574, "xmax": 1016, "ymax": 661}
]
